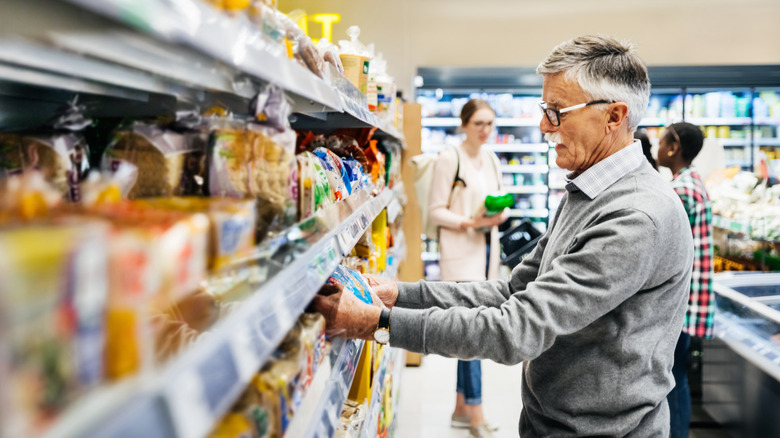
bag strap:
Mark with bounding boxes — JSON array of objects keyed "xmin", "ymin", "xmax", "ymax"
[{"xmin": 451, "ymin": 146, "xmax": 465, "ymax": 189}]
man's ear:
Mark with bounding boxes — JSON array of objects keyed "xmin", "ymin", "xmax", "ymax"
[{"xmin": 606, "ymin": 102, "xmax": 629, "ymax": 133}]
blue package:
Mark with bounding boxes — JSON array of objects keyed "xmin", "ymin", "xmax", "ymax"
[
  {"xmin": 329, "ymin": 265, "xmax": 372, "ymax": 304},
  {"xmin": 314, "ymin": 148, "xmax": 352, "ymax": 196}
]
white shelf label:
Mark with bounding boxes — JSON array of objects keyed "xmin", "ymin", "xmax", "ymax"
[
  {"xmin": 230, "ymin": 324, "xmax": 262, "ymax": 382},
  {"xmin": 165, "ymin": 370, "xmax": 212, "ymax": 438}
]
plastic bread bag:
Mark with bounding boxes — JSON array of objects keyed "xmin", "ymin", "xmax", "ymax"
[
  {"xmin": 102, "ymin": 122, "xmax": 207, "ymax": 199},
  {"xmin": 275, "ymin": 9, "xmax": 325, "ymax": 78},
  {"xmin": 207, "ymin": 118, "xmax": 254, "ymax": 198},
  {"xmin": 0, "ymin": 171, "xmax": 63, "ymax": 224},
  {"xmin": 247, "ymin": 1, "xmax": 286, "ymax": 58},
  {"xmin": 0, "ymin": 132, "xmax": 90, "ymax": 202},
  {"xmin": 313, "ymin": 147, "xmax": 351, "ymax": 199},
  {"xmin": 340, "ymin": 158, "xmax": 368, "ymax": 193},
  {"xmin": 248, "ymin": 85, "xmax": 298, "ymax": 239},
  {"xmin": 316, "ymin": 39, "xmax": 345, "ymax": 76},
  {"xmin": 80, "ymin": 161, "xmax": 138, "ymax": 206}
]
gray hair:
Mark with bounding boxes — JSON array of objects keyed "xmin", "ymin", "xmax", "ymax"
[{"xmin": 536, "ymin": 35, "xmax": 650, "ymax": 132}]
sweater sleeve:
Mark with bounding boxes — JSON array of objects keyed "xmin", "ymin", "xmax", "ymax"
[
  {"xmin": 428, "ymin": 149, "xmax": 469, "ymax": 230},
  {"xmin": 394, "ymin": 227, "xmax": 548, "ymax": 309},
  {"xmin": 390, "ymin": 208, "xmax": 666, "ymax": 365}
]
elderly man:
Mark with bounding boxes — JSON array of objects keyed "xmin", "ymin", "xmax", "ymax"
[{"xmin": 314, "ymin": 35, "xmax": 693, "ymax": 437}]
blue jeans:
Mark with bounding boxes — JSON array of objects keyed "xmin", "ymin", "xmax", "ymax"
[
  {"xmin": 668, "ymin": 332, "xmax": 691, "ymax": 438},
  {"xmin": 453, "ymin": 234, "xmax": 490, "ymax": 406},
  {"xmin": 456, "ymin": 360, "xmax": 482, "ymax": 405}
]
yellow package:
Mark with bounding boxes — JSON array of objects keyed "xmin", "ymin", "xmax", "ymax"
[
  {"xmin": 208, "ymin": 413, "xmax": 254, "ymax": 438},
  {"xmin": 134, "ymin": 197, "xmax": 256, "ymax": 271},
  {"xmin": 0, "ymin": 223, "xmax": 109, "ymax": 437}
]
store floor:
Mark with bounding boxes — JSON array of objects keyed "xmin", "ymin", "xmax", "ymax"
[{"xmin": 395, "ymin": 354, "xmax": 730, "ymax": 438}]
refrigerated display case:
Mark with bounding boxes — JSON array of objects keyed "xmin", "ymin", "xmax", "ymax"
[{"xmin": 703, "ymin": 272, "xmax": 780, "ymax": 437}]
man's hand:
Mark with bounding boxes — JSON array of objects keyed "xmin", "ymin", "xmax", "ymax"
[
  {"xmin": 363, "ymin": 274, "xmax": 399, "ymax": 308},
  {"xmin": 312, "ymin": 282, "xmax": 382, "ymax": 340}
]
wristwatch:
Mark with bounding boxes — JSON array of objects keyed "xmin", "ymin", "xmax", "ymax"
[{"xmin": 373, "ymin": 307, "xmax": 391, "ymax": 345}]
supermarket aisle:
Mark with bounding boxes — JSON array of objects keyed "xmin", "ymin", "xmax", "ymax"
[{"xmin": 396, "ymin": 355, "xmax": 523, "ymax": 438}]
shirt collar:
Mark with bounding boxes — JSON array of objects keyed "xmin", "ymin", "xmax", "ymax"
[{"xmin": 565, "ymin": 140, "xmax": 645, "ymax": 199}]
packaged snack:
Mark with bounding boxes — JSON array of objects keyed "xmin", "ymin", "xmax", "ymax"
[
  {"xmin": 313, "ymin": 147, "xmax": 350, "ymax": 199},
  {"xmin": 102, "ymin": 123, "xmax": 207, "ymax": 199},
  {"xmin": 0, "ymin": 133, "xmax": 90, "ymax": 201},
  {"xmin": 362, "ymin": 140, "xmax": 385, "ymax": 187},
  {"xmin": 134, "ymin": 197, "xmax": 256, "ymax": 271},
  {"xmin": 208, "ymin": 413, "xmax": 254, "ymax": 438},
  {"xmin": 0, "ymin": 171, "xmax": 62, "ymax": 223},
  {"xmin": 338, "ymin": 26, "xmax": 371, "ymax": 94},
  {"xmin": 0, "ymin": 222, "xmax": 109, "ymax": 437},
  {"xmin": 73, "ymin": 203, "xmax": 209, "ymax": 377},
  {"xmin": 298, "ymin": 152, "xmax": 333, "ymax": 214},
  {"xmin": 328, "ymin": 265, "xmax": 373, "ymax": 305}
]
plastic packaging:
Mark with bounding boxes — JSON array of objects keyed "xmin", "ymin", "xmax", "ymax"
[
  {"xmin": 0, "ymin": 223, "xmax": 109, "ymax": 437},
  {"xmin": 316, "ymin": 39, "xmax": 345, "ymax": 76},
  {"xmin": 475, "ymin": 193, "xmax": 514, "ymax": 218},
  {"xmin": 102, "ymin": 123, "xmax": 208, "ymax": 199},
  {"xmin": 0, "ymin": 133, "xmax": 91, "ymax": 202},
  {"xmin": 338, "ymin": 26, "xmax": 371, "ymax": 94}
]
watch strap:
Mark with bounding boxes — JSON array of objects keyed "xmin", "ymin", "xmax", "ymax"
[{"xmin": 378, "ymin": 307, "xmax": 391, "ymax": 330}]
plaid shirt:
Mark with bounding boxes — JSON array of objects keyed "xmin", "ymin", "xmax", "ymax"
[
  {"xmin": 565, "ymin": 140, "xmax": 645, "ymax": 198},
  {"xmin": 671, "ymin": 167, "xmax": 715, "ymax": 339}
]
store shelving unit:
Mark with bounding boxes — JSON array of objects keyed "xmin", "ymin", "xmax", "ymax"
[
  {"xmin": 0, "ymin": 0, "xmax": 403, "ymax": 139},
  {"xmin": 0, "ymin": 1, "xmax": 409, "ymax": 437}
]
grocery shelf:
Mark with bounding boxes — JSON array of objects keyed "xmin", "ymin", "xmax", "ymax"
[
  {"xmin": 757, "ymin": 138, "xmax": 780, "ymax": 146},
  {"xmin": 755, "ymin": 117, "xmax": 780, "ymax": 125},
  {"xmin": 687, "ymin": 117, "xmax": 753, "ymax": 126},
  {"xmin": 638, "ymin": 117, "xmax": 669, "ymax": 127},
  {"xmin": 358, "ymin": 348, "xmax": 397, "ymax": 438},
  {"xmin": 63, "ymin": 0, "xmax": 342, "ymax": 111},
  {"xmin": 508, "ymin": 208, "xmax": 549, "ymax": 218},
  {"xmin": 505, "ymin": 185, "xmax": 549, "ymax": 194},
  {"xmin": 0, "ymin": 0, "xmax": 406, "ymax": 141},
  {"xmin": 487, "ymin": 143, "xmax": 549, "ymax": 153},
  {"xmin": 286, "ymin": 338, "xmax": 365, "ymax": 438},
  {"xmin": 421, "ymin": 251, "xmax": 440, "ymax": 262},
  {"xmin": 713, "ymin": 215, "xmax": 752, "ymax": 235},
  {"xmin": 501, "ymin": 164, "xmax": 549, "ymax": 174},
  {"xmin": 719, "ymin": 138, "xmax": 752, "ymax": 146},
  {"xmin": 421, "ymin": 117, "xmax": 541, "ymax": 127},
  {"xmin": 724, "ymin": 159, "xmax": 752, "ymax": 168},
  {"xmin": 41, "ymin": 189, "xmax": 393, "ymax": 438}
]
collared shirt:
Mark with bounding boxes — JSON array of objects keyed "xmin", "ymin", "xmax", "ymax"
[
  {"xmin": 565, "ymin": 140, "xmax": 645, "ymax": 199},
  {"xmin": 672, "ymin": 167, "xmax": 715, "ymax": 339}
]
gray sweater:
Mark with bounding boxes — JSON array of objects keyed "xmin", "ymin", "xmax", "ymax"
[{"xmin": 391, "ymin": 161, "xmax": 693, "ymax": 437}]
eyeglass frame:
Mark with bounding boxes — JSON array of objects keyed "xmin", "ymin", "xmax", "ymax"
[{"xmin": 538, "ymin": 100, "xmax": 615, "ymax": 126}]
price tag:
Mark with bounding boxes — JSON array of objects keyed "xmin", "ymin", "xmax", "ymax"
[
  {"xmin": 229, "ymin": 324, "xmax": 262, "ymax": 381},
  {"xmin": 197, "ymin": 343, "xmax": 240, "ymax": 412},
  {"xmin": 259, "ymin": 311, "xmax": 281, "ymax": 342},
  {"xmin": 164, "ymin": 370, "xmax": 212, "ymax": 438}
]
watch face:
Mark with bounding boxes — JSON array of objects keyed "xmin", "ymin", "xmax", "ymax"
[{"xmin": 373, "ymin": 328, "xmax": 390, "ymax": 344}]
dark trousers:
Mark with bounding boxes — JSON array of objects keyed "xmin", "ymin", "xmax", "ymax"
[{"xmin": 668, "ymin": 332, "xmax": 691, "ymax": 438}]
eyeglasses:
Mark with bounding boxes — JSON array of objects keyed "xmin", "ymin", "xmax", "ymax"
[{"xmin": 538, "ymin": 100, "xmax": 614, "ymax": 126}]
